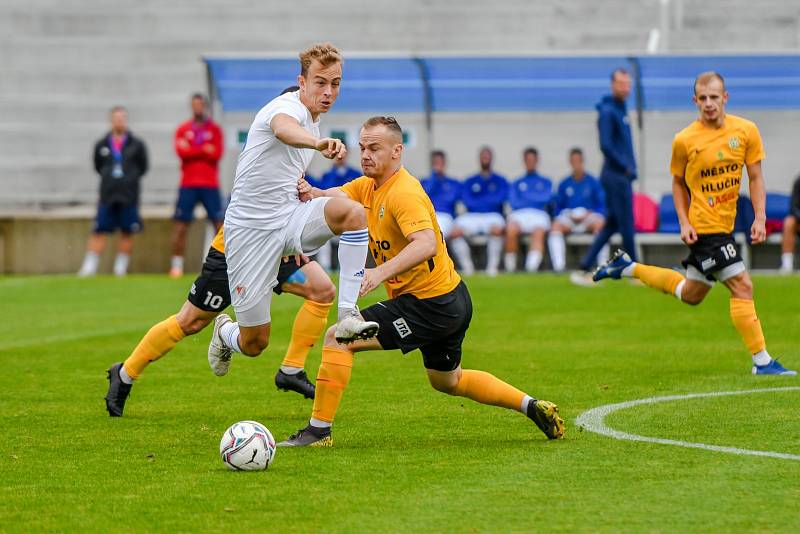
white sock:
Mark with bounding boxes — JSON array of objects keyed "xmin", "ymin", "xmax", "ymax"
[
  {"xmin": 487, "ymin": 236, "xmax": 503, "ymax": 273},
  {"xmin": 280, "ymin": 365, "xmax": 303, "ymax": 375},
  {"xmin": 597, "ymin": 244, "xmax": 610, "ymax": 267},
  {"xmin": 78, "ymin": 251, "xmax": 100, "ymax": 276},
  {"xmin": 220, "ymin": 322, "xmax": 242, "ymax": 353},
  {"xmin": 113, "ymin": 253, "xmax": 130, "ymax": 276},
  {"xmin": 451, "ymin": 237, "xmax": 474, "ymax": 274},
  {"xmin": 309, "ymin": 417, "xmax": 332, "ymax": 429},
  {"xmin": 316, "ymin": 242, "xmax": 333, "ymax": 270},
  {"xmin": 337, "ymin": 229, "xmax": 369, "ymax": 320},
  {"xmin": 119, "ymin": 365, "xmax": 134, "ymax": 384},
  {"xmin": 548, "ymin": 232, "xmax": 566, "ymax": 272},
  {"xmin": 752, "ymin": 349, "xmax": 772, "ymax": 366},
  {"xmin": 781, "ymin": 252, "xmax": 794, "ymax": 271},
  {"xmin": 674, "ymin": 279, "xmax": 685, "ymax": 301},
  {"xmin": 525, "ymin": 250, "xmax": 543, "ymax": 272},
  {"xmin": 504, "ymin": 252, "xmax": 517, "ymax": 272},
  {"xmin": 520, "ymin": 394, "xmax": 533, "ymax": 413},
  {"xmin": 621, "ymin": 262, "xmax": 636, "ymax": 277},
  {"xmin": 171, "ymin": 255, "xmax": 184, "ymax": 271}
]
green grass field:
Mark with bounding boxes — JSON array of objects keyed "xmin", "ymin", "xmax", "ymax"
[{"xmin": 1, "ymin": 273, "xmax": 799, "ymax": 532}]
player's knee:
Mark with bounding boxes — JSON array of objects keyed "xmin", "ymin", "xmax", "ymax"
[
  {"xmin": 240, "ymin": 337, "xmax": 268, "ymax": 356},
  {"xmin": 343, "ymin": 202, "xmax": 367, "ymax": 230},
  {"xmin": 682, "ymin": 293, "xmax": 704, "ymax": 306},
  {"xmin": 309, "ymin": 282, "xmax": 336, "ymax": 304}
]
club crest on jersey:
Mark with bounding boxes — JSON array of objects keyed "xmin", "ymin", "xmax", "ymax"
[
  {"xmin": 707, "ymin": 196, "xmax": 715, "ymax": 207},
  {"xmin": 728, "ymin": 137, "xmax": 740, "ymax": 150},
  {"xmin": 379, "ymin": 204, "xmax": 385, "ymax": 219}
]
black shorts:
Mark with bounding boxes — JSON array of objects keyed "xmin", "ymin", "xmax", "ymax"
[
  {"xmin": 187, "ymin": 249, "xmax": 303, "ymax": 312},
  {"xmin": 681, "ymin": 233, "xmax": 744, "ymax": 281},
  {"xmin": 360, "ymin": 281, "xmax": 473, "ymax": 372}
]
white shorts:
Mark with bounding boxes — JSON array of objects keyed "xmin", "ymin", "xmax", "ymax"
[
  {"xmin": 508, "ymin": 208, "xmax": 551, "ymax": 233},
  {"xmin": 225, "ymin": 198, "xmax": 333, "ymax": 327},
  {"xmin": 554, "ymin": 209, "xmax": 605, "ymax": 233},
  {"xmin": 685, "ymin": 263, "xmax": 747, "ymax": 287},
  {"xmin": 436, "ymin": 212, "xmax": 455, "ymax": 238},
  {"xmin": 454, "ymin": 212, "xmax": 506, "ymax": 236}
]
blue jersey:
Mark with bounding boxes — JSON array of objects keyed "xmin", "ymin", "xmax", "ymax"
[
  {"xmin": 321, "ymin": 165, "xmax": 361, "ymax": 189},
  {"xmin": 556, "ymin": 173, "xmax": 605, "ymax": 216},
  {"xmin": 508, "ymin": 172, "xmax": 553, "ymax": 211},
  {"xmin": 461, "ymin": 173, "xmax": 508, "ymax": 214},
  {"xmin": 421, "ymin": 173, "xmax": 462, "ymax": 217}
]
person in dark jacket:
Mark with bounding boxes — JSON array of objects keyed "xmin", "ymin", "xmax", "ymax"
[
  {"xmin": 78, "ymin": 106, "xmax": 149, "ymax": 277},
  {"xmin": 573, "ymin": 68, "xmax": 637, "ymax": 284},
  {"xmin": 780, "ymin": 174, "xmax": 800, "ymax": 273}
]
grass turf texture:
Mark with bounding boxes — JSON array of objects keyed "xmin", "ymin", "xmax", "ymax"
[{"xmin": 1, "ymin": 273, "xmax": 799, "ymax": 532}]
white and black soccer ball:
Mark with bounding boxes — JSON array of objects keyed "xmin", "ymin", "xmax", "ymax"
[{"xmin": 219, "ymin": 420, "xmax": 276, "ymax": 471}]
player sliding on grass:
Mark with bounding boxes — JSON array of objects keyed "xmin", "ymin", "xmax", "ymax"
[
  {"xmin": 103, "ymin": 223, "xmax": 336, "ymax": 416},
  {"xmin": 279, "ymin": 116, "xmax": 565, "ymax": 447},
  {"xmin": 593, "ymin": 71, "xmax": 796, "ymax": 376}
]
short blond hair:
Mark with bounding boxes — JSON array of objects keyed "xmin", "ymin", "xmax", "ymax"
[
  {"xmin": 694, "ymin": 71, "xmax": 726, "ymax": 94},
  {"xmin": 299, "ymin": 43, "xmax": 342, "ymax": 77}
]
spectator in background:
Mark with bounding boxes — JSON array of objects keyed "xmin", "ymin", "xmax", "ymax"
[
  {"xmin": 504, "ymin": 147, "xmax": 552, "ymax": 273},
  {"xmin": 421, "ymin": 150, "xmax": 461, "ymax": 239},
  {"xmin": 780, "ymin": 174, "xmax": 800, "ymax": 274},
  {"xmin": 315, "ymin": 150, "xmax": 362, "ymax": 270},
  {"xmin": 550, "ymin": 148, "xmax": 607, "ymax": 273},
  {"xmin": 170, "ymin": 93, "xmax": 224, "ymax": 278},
  {"xmin": 574, "ymin": 68, "xmax": 637, "ymax": 284},
  {"xmin": 78, "ymin": 106, "xmax": 149, "ymax": 277},
  {"xmin": 450, "ymin": 146, "xmax": 508, "ymax": 276}
]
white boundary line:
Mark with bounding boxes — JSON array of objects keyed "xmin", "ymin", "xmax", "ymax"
[{"xmin": 575, "ymin": 387, "xmax": 800, "ymax": 461}]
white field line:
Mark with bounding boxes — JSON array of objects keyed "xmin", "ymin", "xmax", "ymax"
[{"xmin": 575, "ymin": 387, "xmax": 800, "ymax": 462}]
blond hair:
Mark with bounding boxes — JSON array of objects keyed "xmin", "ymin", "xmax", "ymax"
[
  {"xmin": 299, "ymin": 43, "xmax": 342, "ymax": 77},
  {"xmin": 694, "ymin": 71, "xmax": 726, "ymax": 94}
]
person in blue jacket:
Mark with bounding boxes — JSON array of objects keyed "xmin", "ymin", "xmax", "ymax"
[
  {"xmin": 504, "ymin": 147, "xmax": 553, "ymax": 273},
  {"xmin": 574, "ymin": 68, "xmax": 638, "ymax": 284},
  {"xmin": 420, "ymin": 150, "xmax": 461, "ymax": 239},
  {"xmin": 549, "ymin": 148, "xmax": 607, "ymax": 273},
  {"xmin": 451, "ymin": 146, "xmax": 508, "ymax": 276},
  {"xmin": 314, "ymin": 152, "xmax": 362, "ymax": 270}
]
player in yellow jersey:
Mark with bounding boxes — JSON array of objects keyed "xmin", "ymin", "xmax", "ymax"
[
  {"xmin": 593, "ymin": 72, "xmax": 796, "ymax": 376},
  {"xmin": 104, "ymin": 223, "xmax": 337, "ymax": 416},
  {"xmin": 278, "ymin": 116, "xmax": 565, "ymax": 446}
]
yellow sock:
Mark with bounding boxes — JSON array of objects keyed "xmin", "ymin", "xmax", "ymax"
[
  {"xmin": 730, "ymin": 298, "xmax": 766, "ymax": 354},
  {"xmin": 452, "ymin": 369, "xmax": 526, "ymax": 412},
  {"xmin": 311, "ymin": 347, "xmax": 353, "ymax": 423},
  {"xmin": 633, "ymin": 263, "xmax": 685, "ymax": 297},
  {"xmin": 282, "ymin": 300, "xmax": 332, "ymax": 369},
  {"xmin": 122, "ymin": 315, "xmax": 185, "ymax": 379}
]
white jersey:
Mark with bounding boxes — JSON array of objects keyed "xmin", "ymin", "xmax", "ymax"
[{"xmin": 225, "ymin": 90, "xmax": 320, "ymax": 229}]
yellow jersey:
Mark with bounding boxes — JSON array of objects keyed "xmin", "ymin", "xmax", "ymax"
[
  {"xmin": 341, "ymin": 166, "xmax": 461, "ymax": 300},
  {"xmin": 670, "ymin": 114, "xmax": 765, "ymax": 234},
  {"xmin": 210, "ymin": 226, "xmax": 225, "ymax": 253}
]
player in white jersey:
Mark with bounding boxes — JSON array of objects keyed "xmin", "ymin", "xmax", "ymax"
[{"xmin": 207, "ymin": 43, "xmax": 378, "ymax": 376}]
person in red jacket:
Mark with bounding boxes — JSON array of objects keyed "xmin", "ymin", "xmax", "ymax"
[{"xmin": 170, "ymin": 93, "xmax": 224, "ymax": 277}]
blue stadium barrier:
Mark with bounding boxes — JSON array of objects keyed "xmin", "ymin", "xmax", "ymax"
[
  {"xmin": 765, "ymin": 192, "xmax": 791, "ymax": 221},
  {"xmin": 205, "ymin": 54, "xmax": 800, "ymax": 113},
  {"xmin": 658, "ymin": 194, "xmax": 681, "ymax": 233}
]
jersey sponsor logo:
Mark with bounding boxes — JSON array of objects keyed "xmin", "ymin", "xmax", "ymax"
[
  {"xmin": 392, "ymin": 317, "xmax": 412, "ymax": 338},
  {"xmin": 700, "ymin": 176, "xmax": 741, "ymax": 193},
  {"xmin": 699, "ymin": 163, "xmax": 740, "ymax": 179},
  {"xmin": 728, "ymin": 137, "xmax": 740, "ymax": 150},
  {"xmin": 707, "ymin": 189, "xmax": 738, "ymax": 208}
]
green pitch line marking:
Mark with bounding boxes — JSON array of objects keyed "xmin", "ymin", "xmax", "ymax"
[{"xmin": 576, "ymin": 387, "xmax": 800, "ymax": 461}]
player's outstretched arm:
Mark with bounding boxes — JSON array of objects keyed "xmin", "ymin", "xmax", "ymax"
[
  {"xmin": 746, "ymin": 161, "xmax": 767, "ymax": 244},
  {"xmin": 359, "ymin": 229, "xmax": 437, "ymax": 296},
  {"xmin": 271, "ymin": 114, "xmax": 346, "ymax": 160},
  {"xmin": 672, "ymin": 174, "xmax": 697, "ymax": 244}
]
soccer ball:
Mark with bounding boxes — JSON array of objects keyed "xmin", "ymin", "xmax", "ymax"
[{"xmin": 219, "ymin": 420, "xmax": 276, "ymax": 471}]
